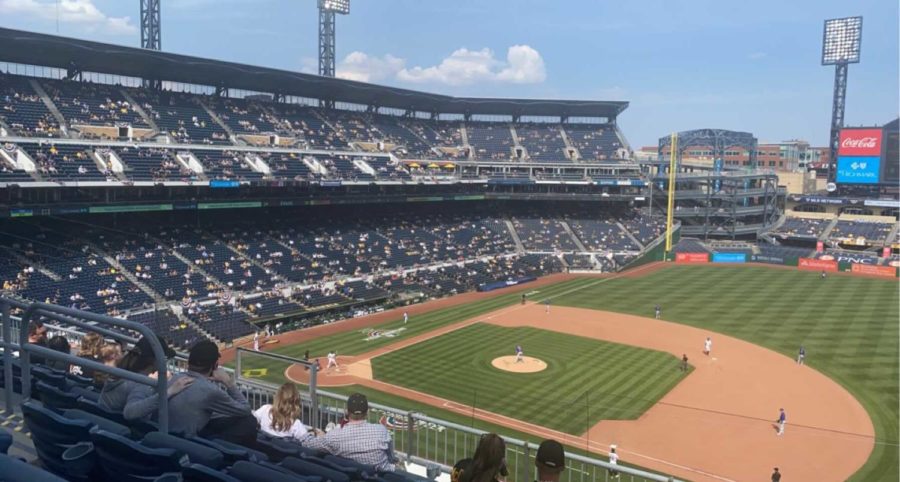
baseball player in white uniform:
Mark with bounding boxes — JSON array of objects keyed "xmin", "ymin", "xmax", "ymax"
[
  {"xmin": 403, "ymin": 312, "xmax": 408, "ymax": 324},
  {"xmin": 326, "ymin": 351, "xmax": 339, "ymax": 369},
  {"xmin": 253, "ymin": 332, "xmax": 260, "ymax": 351},
  {"xmin": 703, "ymin": 337, "xmax": 712, "ymax": 356},
  {"xmin": 608, "ymin": 444, "xmax": 619, "ymax": 479},
  {"xmin": 515, "ymin": 345, "xmax": 524, "ymax": 363}
]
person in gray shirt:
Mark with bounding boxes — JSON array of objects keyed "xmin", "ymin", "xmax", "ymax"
[
  {"xmin": 167, "ymin": 340, "xmax": 257, "ymax": 446},
  {"xmin": 100, "ymin": 335, "xmax": 192, "ymax": 421}
]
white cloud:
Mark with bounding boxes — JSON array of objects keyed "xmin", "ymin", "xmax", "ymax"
[
  {"xmin": 398, "ymin": 45, "xmax": 546, "ymax": 86},
  {"xmin": 327, "ymin": 45, "xmax": 546, "ymax": 86},
  {"xmin": 336, "ymin": 52, "xmax": 406, "ymax": 83},
  {"xmin": 0, "ymin": 0, "xmax": 136, "ymax": 35}
]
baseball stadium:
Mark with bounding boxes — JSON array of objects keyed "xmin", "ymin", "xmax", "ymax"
[{"xmin": 0, "ymin": 3, "xmax": 897, "ymax": 482}]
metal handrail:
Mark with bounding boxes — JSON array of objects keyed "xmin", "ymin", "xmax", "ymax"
[{"xmin": 2, "ymin": 298, "xmax": 173, "ymax": 432}]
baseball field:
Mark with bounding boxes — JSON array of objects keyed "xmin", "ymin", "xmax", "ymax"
[{"xmin": 232, "ymin": 263, "xmax": 899, "ymax": 482}]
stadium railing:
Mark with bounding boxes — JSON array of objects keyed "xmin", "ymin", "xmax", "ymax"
[
  {"xmin": 0, "ymin": 299, "xmax": 680, "ymax": 482},
  {"xmin": 0, "ymin": 297, "xmax": 173, "ymax": 431}
]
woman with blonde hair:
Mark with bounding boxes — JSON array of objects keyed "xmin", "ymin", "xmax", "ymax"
[{"xmin": 253, "ymin": 382, "xmax": 309, "ymax": 441}]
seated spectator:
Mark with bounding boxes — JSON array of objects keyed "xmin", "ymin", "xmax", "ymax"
[
  {"xmin": 451, "ymin": 458, "xmax": 474, "ymax": 482},
  {"xmin": 459, "ymin": 433, "xmax": 507, "ymax": 482},
  {"xmin": 100, "ymin": 335, "xmax": 191, "ymax": 421},
  {"xmin": 253, "ymin": 382, "xmax": 309, "ymax": 441},
  {"xmin": 92, "ymin": 341, "xmax": 123, "ymax": 388},
  {"xmin": 534, "ymin": 439, "xmax": 566, "ymax": 482},
  {"xmin": 70, "ymin": 332, "xmax": 103, "ymax": 378},
  {"xmin": 168, "ymin": 340, "xmax": 256, "ymax": 445},
  {"xmin": 44, "ymin": 335, "xmax": 71, "ymax": 372},
  {"xmin": 305, "ymin": 393, "xmax": 398, "ymax": 472}
]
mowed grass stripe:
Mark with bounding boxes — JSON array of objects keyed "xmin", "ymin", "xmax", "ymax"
[
  {"xmin": 254, "ymin": 278, "xmax": 598, "ymax": 361},
  {"xmin": 551, "ymin": 265, "xmax": 899, "ymax": 482},
  {"xmin": 371, "ymin": 324, "xmax": 687, "ymax": 435}
]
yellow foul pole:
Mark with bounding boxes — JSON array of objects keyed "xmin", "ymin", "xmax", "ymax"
[{"xmin": 664, "ymin": 133, "xmax": 678, "ymax": 254}]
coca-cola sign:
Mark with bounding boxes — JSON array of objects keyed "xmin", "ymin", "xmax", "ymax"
[{"xmin": 839, "ymin": 129, "xmax": 883, "ymax": 156}]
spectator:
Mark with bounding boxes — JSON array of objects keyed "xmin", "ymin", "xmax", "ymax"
[
  {"xmin": 253, "ymin": 382, "xmax": 310, "ymax": 442},
  {"xmin": 27, "ymin": 320, "xmax": 48, "ymax": 346},
  {"xmin": 93, "ymin": 341, "xmax": 123, "ymax": 387},
  {"xmin": 168, "ymin": 340, "xmax": 256, "ymax": 445},
  {"xmin": 305, "ymin": 393, "xmax": 398, "ymax": 472},
  {"xmin": 451, "ymin": 458, "xmax": 474, "ymax": 482},
  {"xmin": 70, "ymin": 332, "xmax": 104, "ymax": 378},
  {"xmin": 534, "ymin": 439, "xmax": 565, "ymax": 482},
  {"xmin": 459, "ymin": 433, "xmax": 507, "ymax": 482},
  {"xmin": 99, "ymin": 335, "xmax": 191, "ymax": 421},
  {"xmin": 44, "ymin": 336, "xmax": 72, "ymax": 372}
]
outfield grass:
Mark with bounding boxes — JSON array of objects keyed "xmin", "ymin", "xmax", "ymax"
[
  {"xmin": 371, "ymin": 324, "xmax": 688, "ymax": 434},
  {"xmin": 550, "ymin": 265, "xmax": 899, "ymax": 482}
]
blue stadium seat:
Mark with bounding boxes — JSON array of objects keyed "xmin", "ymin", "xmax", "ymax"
[
  {"xmin": 142, "ymin": 431, "xmax": 226, "ymax": 470},
  {"xmin": 191, "ymin": 436, "xmax": 269, "ymax": 464},
  {"xmin": 34, "ymin": 380, "xmax": 81, "ymax": 410},
  {"xmin": 281, "ymin": 455, "xmax": 350, "ymax": 482},
  {"xmin": 22, "ymin": 400, "xmax": 117, "ymax": 481},
  {"xmin": 90, "ymin": 429, "xmax": 186, "ymax": 482},
  {"xmin": 0, "ymin": 428, "xmax": 12, "ymax": 454},
  {"xmin": 181, "ymin": 463, "xmax": 242, "ymax": 482},
  {"xmin": 0, "ymin": 452, "xmax": 69, "ymax": 482},
  {"xmin": 255, "ymin": 435, "xmax": 303, "ymax": 462},
  {"xmin": 62, "ymin": 409, "xmax": 131, "ymax": 437},
  {"xmin": 228, "ymin": 460, "xmax": 313, "ymax": 482}
]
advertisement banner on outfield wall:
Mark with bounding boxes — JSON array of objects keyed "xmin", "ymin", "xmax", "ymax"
[
  {"xmin": 850, "ymin": 264, "xmax": 898, "ymax": 278},
  {"xmin": 712, "ymin": 253, "xmax": 747, "ymax": 263},
  {"xmin": 798, "ymin": 257, "xmax": 838, "ymax": 272},
  {"xmin": 675, "ymin": 252, "xmax": 709, "ymax": 263},
  {"xmin": 750, "ymin": 254, "xmax": 785, "ymax": 264},
  {"xmin": 816, "ymin": 241, "xmax": 824, "ymax": 253}
]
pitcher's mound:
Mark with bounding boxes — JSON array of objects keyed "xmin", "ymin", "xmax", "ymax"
[{"xmin": 491, "ymin": 356, "xmax": 548, "ymax": 373}]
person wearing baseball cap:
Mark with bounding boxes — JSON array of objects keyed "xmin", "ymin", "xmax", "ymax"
[
  {"xmin": 534, "ymin": 439, "xmax": 566, "ymax": 482},
  {"xmin": 167, "ymin": 340, "xmax": 256, "ymax": 446},
  {"xmin": 305, "ymin": 392, "xmax": 399, "ymax": 472}
]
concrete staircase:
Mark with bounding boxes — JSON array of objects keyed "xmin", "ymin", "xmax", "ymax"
[
  {"xmin": 459, "ymin": 122, "xmax": 473, "ymax": 160},
  {"xmin": 2, "ymin": 247, "xmax": 60, "ymax": 281},
  {"xmin": 559, "ymin": 125, "xmax": 580, "ymax": 161},
  {"xmin": 504, "ymin": 219, "xmax": 526, "ymax": 253},
  {"xmin": 616, "ymin": 221, "xmax": 645, "ymax": 250},
  {"xmin": 120, "ymin": 89, "xmax": 160, "ymax": 132},
  {"xmin": 200, "ymin": 101, "xmax": 243, "ymax": 145},
  {"xmin": 559, "ymin": 221, "xmax": 589, "ymax": 252},
  {"xmin": 29, "ymin": 79, "xmax": 69, "ymax": 138},
  {"xmin": 819, "ymin": 217, "xmax": 840, "ymax": 241}
]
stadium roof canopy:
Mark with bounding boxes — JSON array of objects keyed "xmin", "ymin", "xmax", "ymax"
[{"xmin": 0, "ymin": 28, "xmax": 628, "ymax": 119}]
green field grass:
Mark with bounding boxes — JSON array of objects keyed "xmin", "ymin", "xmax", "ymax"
[
  {"xmin": 237, "ymin": 265, "xmax": 899, "ymax": 481},
  {"xmin": 371, "ymin": 323, "xmax": 688, "ymax": 434},
  {"xmin": 550, "ymin": 265, "xmax": 899, "ymax": 482},
  {"xmin": 235, "ymin": 277, "xmax": 605, "ymax": 381}
]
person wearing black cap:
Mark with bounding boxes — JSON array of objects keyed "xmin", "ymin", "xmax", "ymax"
[
  {"xmin": 305, "ymin": 392, "xmax": 399, "ymax": 472},
  {"xmin": 167, "ymin": 340, "xmax": 256, "ymax": 446},
  {"xmin": 99, "ymin": 335, "xmax": 192, "ymax": 421},
  {"xmin": 534, "ymin": 439, "xmax": 565, "ymax": 482}
]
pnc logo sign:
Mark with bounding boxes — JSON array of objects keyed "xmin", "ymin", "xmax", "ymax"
[{"xmin": 839, "ymin": 129, "xmax": 882, "ymax": 156}]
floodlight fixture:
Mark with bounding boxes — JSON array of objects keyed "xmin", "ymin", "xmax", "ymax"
[
  {"xmin": 321, "ymin": 0, "xmax": 350, "ymax": 15},
  {"xmin": 822, "ymin": 16, "xmax": 862, "ymax": 65}
]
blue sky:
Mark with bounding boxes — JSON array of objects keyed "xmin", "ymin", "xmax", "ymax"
[{"xmin": 1, "ymin": 0, "xmax": 896, "ymax": 147}]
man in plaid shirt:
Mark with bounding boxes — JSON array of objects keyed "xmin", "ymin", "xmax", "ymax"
[{"xmin": 305, "ymin": 393, "xmax": 399, "ymax": 472}]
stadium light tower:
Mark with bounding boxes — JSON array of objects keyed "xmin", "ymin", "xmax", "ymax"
[
  {"xmin": 319, "ymin": 0, "xmax": 350, "ymax": 77},
  {"xmin": 821, "ymin": 16, "xmax": 862, "ymax": 182},
  {"xmin": 140, "ymin": 0, "xmax": 161, "ymax": 51}
]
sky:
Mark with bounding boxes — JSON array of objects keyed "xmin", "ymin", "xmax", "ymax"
[{"xmin": 0, "ymin": 0, "xmax": 897, "ymax": 148}]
